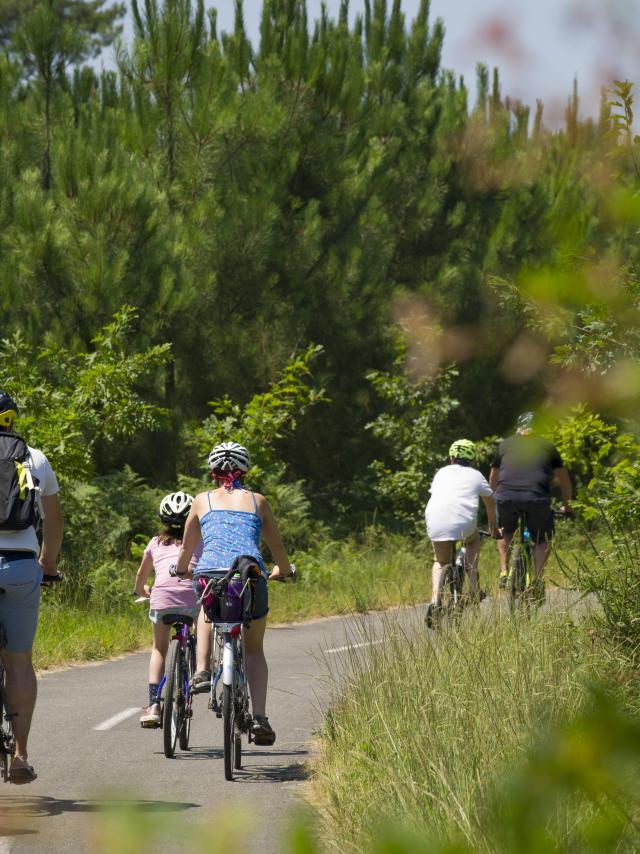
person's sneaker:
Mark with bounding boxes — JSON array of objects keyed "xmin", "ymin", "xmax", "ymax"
[
  {"xmin": 251, "ymin": 715, "xmax": 276, "ymax": 746},
  {"xmin": 498, "ymin": 572, "xmax": 509, "ymax": 589},
  {"xmin": 140, "ymin": 703, "xmax": 161, "ymax": 728}
]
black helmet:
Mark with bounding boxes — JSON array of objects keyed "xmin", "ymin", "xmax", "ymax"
[{"xmin": 0, "ymin": 391, "xmax": 18, "ymax": 415}]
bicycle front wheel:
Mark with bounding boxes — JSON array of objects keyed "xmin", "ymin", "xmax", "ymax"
[
  {"xmin": 223, "ymin": 682, "xmax": 236, "ymax": 781},
  {"xmin": 163, "ymin": 640, "xmax": 182, "ymax": 758}
]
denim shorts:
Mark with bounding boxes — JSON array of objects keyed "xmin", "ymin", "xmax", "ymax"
[
  {"xmin": 0, "ymin": 552, "xmax": 42, "ymax": 653},
  {"xmin": 193, "ymin": 572, "xmax": 269, "ymax": 621},
  {"xmin": 149, "ymin": 606, "xmax": 200, "ymax": 625}
]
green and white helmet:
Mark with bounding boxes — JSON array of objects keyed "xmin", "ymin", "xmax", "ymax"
[{"xmin": 448, "ymin": 439, "xmax": 476, "ymax": 461}]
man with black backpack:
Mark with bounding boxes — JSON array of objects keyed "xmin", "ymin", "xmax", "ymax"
[{"xmin": 0, "ymin": 391, "xmax": 63, "ymax": 784}]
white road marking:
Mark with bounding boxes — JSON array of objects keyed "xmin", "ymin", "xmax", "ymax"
[
  {"xmin": 0, "ymin": 839, "xmax": 14, "ymax": 854},
  {"xmin": 93, "ymin": 707, "xmax": 140, "ymax": 731},
  {"xmin": 324, "ymin": 639, "xmax": 384, "ymax": 655}
]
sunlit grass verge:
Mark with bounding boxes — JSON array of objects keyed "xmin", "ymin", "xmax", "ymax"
[
  {"xmin": 34, "ymin": 604, "xmax": 149, "ymax": 670},
  {"xmin": 268, "ymin": 532, "xmax": 430, "ymax": 622},
  {"xmin": 312, "ymin": 606, "xmax": 634, "ymax": 853}
]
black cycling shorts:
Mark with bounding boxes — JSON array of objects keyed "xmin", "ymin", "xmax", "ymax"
[{"xmin": 496, "ymin": 499, "xmax": 554, "ymax": 542}]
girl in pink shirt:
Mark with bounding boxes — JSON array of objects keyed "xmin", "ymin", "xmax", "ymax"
[{"xmin": 134, "ymin": 492, "xmax": 202, "ymax": 726}]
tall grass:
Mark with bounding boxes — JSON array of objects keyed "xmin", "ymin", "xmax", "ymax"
[
  {"xmin": 313, "ymin": 606, "xmax": 627, "ymax": 852},
  {"xmin": 34, "ymin": 603, "xmax": 150, "ymax": 670}
]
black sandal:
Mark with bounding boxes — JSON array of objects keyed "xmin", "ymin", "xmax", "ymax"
[{"xmin": 9, "ymin": 763, "xmax": 37, "ymax": 784}]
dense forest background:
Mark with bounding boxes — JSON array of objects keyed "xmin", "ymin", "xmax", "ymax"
[{"xmin": 2, "ymin": 0, "xmax": 640, "ymax": 568}]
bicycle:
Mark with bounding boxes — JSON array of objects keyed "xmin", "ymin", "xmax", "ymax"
[
  {"xmin": 198, "ymin": 562, "xmax": 296, "ymax": 781},
  {"xmin": 135, "ymin": 597, "xmax": 197, "ymax": 758},
  {"xmin": 426, "ymin": 530, "xmax": 496, "ymax": 629},
  {"xmin": 0, "ymin": 572, "xmax": 62, "ymax": 783},
  {"xmin": 507, "ymin": 509, "xmax": 571, "ymax": 612}
]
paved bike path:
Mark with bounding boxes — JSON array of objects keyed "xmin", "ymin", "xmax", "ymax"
[
  {"xmin": 0, "ymin": 590, "xmax": 587, "ymax": 853},
  {"xmin": 0, "ymin": 608, "xmax": 404, "ymax": 854}
]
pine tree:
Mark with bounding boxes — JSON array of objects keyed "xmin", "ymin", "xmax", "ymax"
[{"xmin": 0, "ymin": 0, "xmax": 125, "ymax": 64}]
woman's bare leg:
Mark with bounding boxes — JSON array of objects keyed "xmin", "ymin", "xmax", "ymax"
[{"xmin": 244, "ymin": 615, "xmax": 268, "ymax": 716}]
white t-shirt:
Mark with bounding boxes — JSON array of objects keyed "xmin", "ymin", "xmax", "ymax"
[
  {"xmin": 424, "ymin": 464, "xmax": 493, "ymax": 542},
  {"xmin": 0, "ymin": 446, "xmax": 60, "ymax": 554}
]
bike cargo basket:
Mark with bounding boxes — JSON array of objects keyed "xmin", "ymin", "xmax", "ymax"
[{"xmin": 198, "ymin": 576, "xmax": 245, "ymax": 624}]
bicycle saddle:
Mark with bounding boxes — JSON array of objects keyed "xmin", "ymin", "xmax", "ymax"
[{"xmin": 161, "ymin": 614, "xmax": 194, "ymax": 627}]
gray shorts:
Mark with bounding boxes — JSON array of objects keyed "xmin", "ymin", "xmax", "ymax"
[
  {"xmin": 149, "ymin": 606, "xmax": 200, "ymax": 625},
  {"xmin": 0, "ymin": 553, "xmax": 42, "ymax": 653}
]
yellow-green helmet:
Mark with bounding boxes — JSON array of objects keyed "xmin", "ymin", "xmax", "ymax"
[{"xmin": 448, "ymin": 439, "xmax": 476, "ymax": 461}]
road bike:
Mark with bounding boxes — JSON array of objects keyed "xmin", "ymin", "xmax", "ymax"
[
  {"xmin": 198, "ymin": 563, "xmax": 296, "ymax": 781},
  {"xmin": 507, "ymin": 509, "xmax": 571, "ymax": 612},
  {"xmin": 426, "ymin": 530, "xmax": 496, "ymax": 629},
  {"xmin": 0, "ymin": 571, "xmax": 62, "ymax": 782}
]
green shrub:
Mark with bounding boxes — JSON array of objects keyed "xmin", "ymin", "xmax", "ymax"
[{"xmin": 556, "ymin": 519, "xmax": 640, "ymax": 655}]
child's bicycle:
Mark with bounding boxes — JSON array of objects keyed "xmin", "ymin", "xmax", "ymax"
[
  {"xmin": 198, "ymin": 562, "xmax": 296, "ymax": 781},
  {"xmin": 426, "ymin": 530, "xmax": 497, "ymax": 629},
  {"xmin": 507, "ymin": 509, "xmax": 572, "ymax": 612},
  {"xmin": 136, "ymin": 598, "xmax": 197, "ymax": 758}
]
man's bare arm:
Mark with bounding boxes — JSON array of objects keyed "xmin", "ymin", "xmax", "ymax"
[
  {"xmin": 555, "ymin": 467, "xmax": 573, "ymax": 509},
  {"xmin": 39, "ymin": 493, "xmax": 63, "ymax": 576}
]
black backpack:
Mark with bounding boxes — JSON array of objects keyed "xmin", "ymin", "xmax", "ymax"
[{"xmin": 0, "ymin": 430, "xmax": 40, "ymax": 531}]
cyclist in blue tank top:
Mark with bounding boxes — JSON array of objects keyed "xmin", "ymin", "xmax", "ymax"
[{"xmin": 173, "ymin": 441, "xmax": 293, "ymax": 746}]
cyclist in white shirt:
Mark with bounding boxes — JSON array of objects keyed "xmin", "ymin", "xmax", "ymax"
[
  {"xmin": 424, "ymin": 440, "xmax": 497, "ymax": 617},
  {"xmin": 0, "ymin": 391, "xmax": 63, "ymax": 784}
]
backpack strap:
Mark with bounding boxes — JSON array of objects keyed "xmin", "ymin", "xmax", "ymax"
[{"xmin": 18, "ymin": 454, "xmax": 42, "ymax": 518}]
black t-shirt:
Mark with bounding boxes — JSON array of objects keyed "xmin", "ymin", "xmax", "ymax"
[{"xmin": 491, "ymin": 435, "xmax": 563, "ymax": 501}]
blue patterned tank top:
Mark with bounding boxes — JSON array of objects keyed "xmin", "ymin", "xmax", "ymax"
[{"xmin": 195, "ymin": 490, "xmax": 265, "ymax": 578}]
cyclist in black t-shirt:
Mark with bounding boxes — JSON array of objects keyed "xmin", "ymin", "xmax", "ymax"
[{"xmin": 489, "ymin": 412, "xmax": 572, "ymax": 588}]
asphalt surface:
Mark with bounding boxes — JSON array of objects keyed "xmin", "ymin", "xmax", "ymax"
[
  {"xmin": 0, "ymin": 607, "xmax": 411, "ymax": 854},
  {"xmin": 0, "ymin": 589, "xmax": 590, "ymax": 853}
]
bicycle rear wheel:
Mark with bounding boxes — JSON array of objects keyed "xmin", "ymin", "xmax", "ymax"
[
  {"xmin": 179, "ymin": 636, "xmax": 195, "ymax": 751},
  {"xmin": 163, "ymin": 640, "xmax": 182, "ymax": 758},
  {"xmin": 508, "ymin": 545, "xmax": 527, "ymax": 612},
  {"xmin": 439, "ymin": 566, "xmax": 455, "ymax": 617},
  {"xmin": 223, "ymin": 682, "xmax": 236, "ymax": 780}
]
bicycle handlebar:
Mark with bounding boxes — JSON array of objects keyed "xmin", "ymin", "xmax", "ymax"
[
  {"xmin": 270, "ymin": 564, "xmax": 297, "ymax": 583},
  {"xmin": 478, "ymin": 529, "xmax": 503, "ymax": 540}
]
